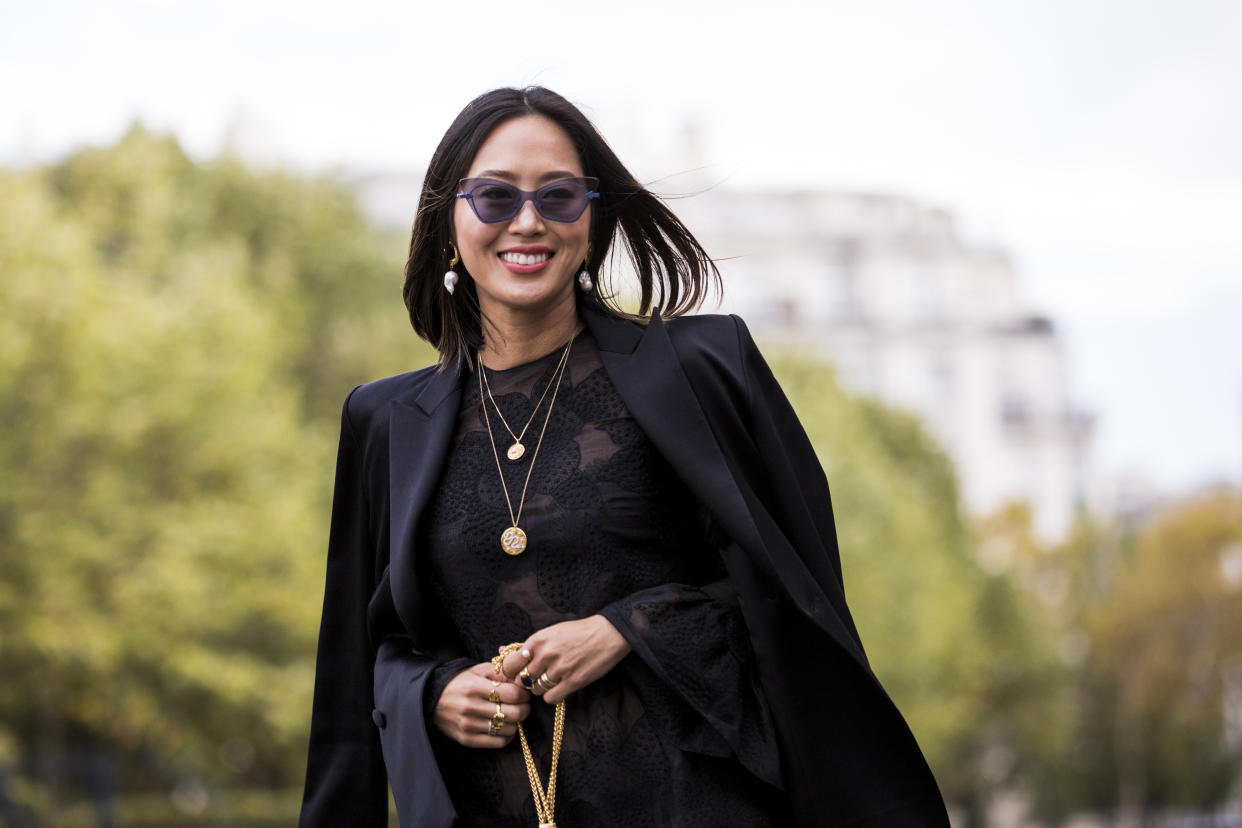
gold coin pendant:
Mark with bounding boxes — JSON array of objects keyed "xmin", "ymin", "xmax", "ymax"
[
  {"xmin": 500, "ymin": 526, "xmax": 527, "ymax": 556},
  {"xmin": 506, "ymin": 442, "xmax": 526, "ymax": 461}
]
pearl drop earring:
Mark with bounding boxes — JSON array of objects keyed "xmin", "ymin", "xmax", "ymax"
[
  {"xmin": 443, "ymin": 242, "xmax": 460, "ymax": 295},
  {"xmin": 577, "ymin": 241, "xmax": 594, "ymax": 292}
]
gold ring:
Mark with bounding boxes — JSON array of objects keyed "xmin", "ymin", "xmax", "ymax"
[
  {"xmin": 535, "ymin": 672, "xmax": 559, "ymax": 692},
  {"xmin": 489, "ymin": 703, "xmax": 505, "ymax": 735},
  {"xmin": 492, "ymin": 642, "xmax": 524, "ymax": 675},
  {"xmin": 518, "ymin": 667, "xmax": 534, "ymax": 689},
  {"xmin": 489, "ymin": 680, "xmax": 502, "ymax": 704}
]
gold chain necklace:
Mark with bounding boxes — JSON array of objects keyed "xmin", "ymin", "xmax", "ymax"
[
  {"xmin": 477, "ymin": 335, "xmax": 574, "ymax": 556},
  {"xmin": 518, "ymin": 699, "xmax": 566, "ymax": 828},
  {"xmin": 481, "ymin": 337, "xmax": 572, "ymax": 462}
]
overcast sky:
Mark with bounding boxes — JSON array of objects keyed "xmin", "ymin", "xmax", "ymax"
[{"xmin": 4, "ymin": 0, "xmax": 1240, "ymax": 496}]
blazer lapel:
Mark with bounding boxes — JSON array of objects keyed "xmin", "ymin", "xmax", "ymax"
[
  {"xmin": 586, "ymin": 310, "xmax": 768, "ymax": 562},
  {"xmin": 387, "ymin": 365, "xmax": 463, "ymax": 639}
]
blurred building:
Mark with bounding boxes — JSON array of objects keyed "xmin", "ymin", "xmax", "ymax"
[
  {"xmin": 675, "ymin": 189, "xmax": 1095, "ymax": 542},
  {"xmin": 352, "ymin": 175, "xmax": 1094, "ymax": 542}
]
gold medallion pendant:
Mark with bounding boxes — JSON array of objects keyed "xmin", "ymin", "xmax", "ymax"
[
  {"xmin": 478, "ymin": 332, "xmax": 575, "ymax": 560},
  {"xmin": 501, "ymin": 526, "xmax": 528, "ymax": 556}
]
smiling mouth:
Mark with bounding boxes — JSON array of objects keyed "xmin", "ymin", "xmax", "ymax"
[{"xmin": 499, "ymin": 251, "xmax": 553, "ymax": 265}]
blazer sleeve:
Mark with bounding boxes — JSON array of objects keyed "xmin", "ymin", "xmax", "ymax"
[
  {"xmin": 731, "ymin": 313, "xmax": 867, "ymax": 657},
  {"xmin": 299, "ymin": 389, "xmax": 389, "ymax": 827},
  {"xmin": 660, "ymin": 311, "xmax": 949, "ymax": 825},
  {"xmin": 729, "ymin": 315, "xmax": 950, "ymax": 824}
]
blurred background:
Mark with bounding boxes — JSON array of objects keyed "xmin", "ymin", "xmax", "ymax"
[{"xmin": 2, "ymin": 0, "xmax": 1240, "ymax": 825}]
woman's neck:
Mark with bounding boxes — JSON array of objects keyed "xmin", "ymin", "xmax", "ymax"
[{"xmin": 478, "ymin": 298, "xmax": 581, "ymax": 370}]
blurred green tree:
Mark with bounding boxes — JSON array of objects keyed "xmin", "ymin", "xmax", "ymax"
[
  {"xmin": 770, "ymin": 356, "xmax": 1070, "ymax": 822},
  {"xmin": 975, "ymin": 492, "xmax": 1242, "ymax": 822},
  {"xmin": 1081, "ymin": 490, "xmax": 1242, "ymax": 815},
  {"xmin": 968, "ymin": 505, "xmax": 1089, "ymax": 822},
  {"xmin": 0, "ymin": 126, "xmax": 427, "ymax": 820}
]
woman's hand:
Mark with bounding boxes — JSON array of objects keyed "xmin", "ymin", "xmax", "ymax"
[
  {"xmin": 498, "ymin": 615, "xmax": 632, "ymax": 705},
  {"xmin": 432, "ymin": 661, "xmax": 531, "ymax": 748}
]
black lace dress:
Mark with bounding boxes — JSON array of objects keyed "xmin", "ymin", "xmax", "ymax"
[{"xmin": 419, "ymin": 330, "xmax": 787, "ymax": 827}]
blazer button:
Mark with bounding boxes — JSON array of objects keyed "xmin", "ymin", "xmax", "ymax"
[{"xmin": 372, "ymin": 709, "xmax": 387, "ymax": 729}]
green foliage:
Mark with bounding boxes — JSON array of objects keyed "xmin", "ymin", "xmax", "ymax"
[
  {"xmin": 1081, "ymin": 491, "xmax": 1242, "ymax": 811},
  {"xmin": 40, "ymin": 124, "xmax": 424, "ymax": 422},
  {"xmin": 969, "ymin": 494, "xmax": 1242, "ymax": 820},
  {"xmin": 770, "ymin": 355, "xmax": 995, "ymax": 794},
  {"xmin": 0, "ymin": 126, "xmax": 430, "ymax": 812},
  {"xmin": 967, "ymin": 506, "xmax": 1083, "ymax": 820}
]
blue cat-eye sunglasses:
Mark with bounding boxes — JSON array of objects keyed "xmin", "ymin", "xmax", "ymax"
[{"xmin": 456, "ymin": 177, "xmax": 600, "ymax": 224}]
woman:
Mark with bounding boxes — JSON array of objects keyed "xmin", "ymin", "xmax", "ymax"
[{"xmin": 300, "ymin": 87, "xmax": 948, "ymax": 828}]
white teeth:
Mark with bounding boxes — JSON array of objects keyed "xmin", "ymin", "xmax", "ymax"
[{"xmin": 500, "ymin": 251, "xmax": 552, "ymax": 265}]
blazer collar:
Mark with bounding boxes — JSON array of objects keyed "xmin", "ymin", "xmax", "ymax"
[
  {"xmin": 581, "ymin": 304, "xmax": 646, "ymax": 354},
  {"xmin": 410, "ymin": 362, "xmax": 463, "ymax": 417}
]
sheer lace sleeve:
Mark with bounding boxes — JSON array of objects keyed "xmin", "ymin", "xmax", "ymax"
[{"xmin": 599, "ymin": 578, "xmax": 783, "ymax": 789}]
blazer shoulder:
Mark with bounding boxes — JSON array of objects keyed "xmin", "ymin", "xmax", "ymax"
[
  {"xmin": 663, "ymin": 310, "xmax": 738, "ymax": 337},
  {"xmin": 340, "ymin": 365, "xmax": 442, "ymax": 435},
  {"xmin": 663, "ymin": 312, "xmax": 759, "ymax": 355},
  {"xmin": 659, "ymin": 312, "xmax": 763, "ymax": 418},
  {"xmin": 663, "ymin": 312, "xmax": 763, "ymax": 378}
]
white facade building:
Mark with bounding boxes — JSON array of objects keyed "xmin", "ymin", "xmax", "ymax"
[{"xmin": 674, "ymin": 189, "xmax": 1094, "ymax": 542}]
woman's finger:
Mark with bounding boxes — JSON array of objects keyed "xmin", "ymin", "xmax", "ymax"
[
  {"xmin": 513, "ymin": 634, "xmax": 561, "ymax": 692},
  {"xmin": 470, "ymin": 696, "xmax": 531, "ymax": 723},
  {"xmin": 483, "ymin": 679, "xmax": 529, "ymax": 704},
  {"xmin": 541, "ymin": 676, "xmax": 574, "ymax": 705},
  {"xmin": 526, "ymin": 616, "xmax": 631, "ymax": 703},
  {"xmin": 500, "ymin": 647, "xmax": 532, "ymax": 681},
  {"xmin": 433, "ymin": 662, "xmax": 538, "ymax": 749},
  {"xmin": 526, "ymin": 666, "xmax": 562, "ymax": 697},
  {"xmin": 470, "ymin": 663, "xmax": 531, "ymax": 703},
  {"xmin": 519, "ymin": 648, "xmax": 573, "ymax": 703}
]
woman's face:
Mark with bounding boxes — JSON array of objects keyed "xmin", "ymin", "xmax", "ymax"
[{"xmin": 453, "ymin": 115, "xmax": 591, "ymax": 320}]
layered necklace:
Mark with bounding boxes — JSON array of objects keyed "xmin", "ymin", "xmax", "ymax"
[
  {"xmin": 477, "ymin": 333, "xmax": 575, "ymax": 556},
  {"xmin": 480, "ymin": 337, "xmax": 570, "ymax": 462}
]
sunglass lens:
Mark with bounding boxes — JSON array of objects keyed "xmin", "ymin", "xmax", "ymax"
[
  {"xmin": 536, "ymin": 182, "xmax": 586, "ymax": 221},
  {"xmin": 472, "ymin": 182, "xmax": 521, "ymax": 222}
]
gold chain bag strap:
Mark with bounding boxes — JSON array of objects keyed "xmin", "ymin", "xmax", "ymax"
[
  {"xmin": 519, "ymin": 699, "xmax": 566, "ymax": 828},
  {"xmin": 493, "ymin": 643, "xmax": 568, "ymax": 828}
]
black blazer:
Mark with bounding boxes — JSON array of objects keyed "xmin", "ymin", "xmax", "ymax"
[{"xmin": 300, "ymin": 308, "xmax": 949, "ymax": 827}]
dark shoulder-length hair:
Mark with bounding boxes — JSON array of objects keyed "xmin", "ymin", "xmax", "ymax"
[{"xmin": 403, "ymin": 86, "xmax": 720, "ymax": 368}]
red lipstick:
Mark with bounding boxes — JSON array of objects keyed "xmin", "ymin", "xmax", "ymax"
[{"xmin": 498, "ymin": 246, "xmax": 554, "ymax": 274}]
